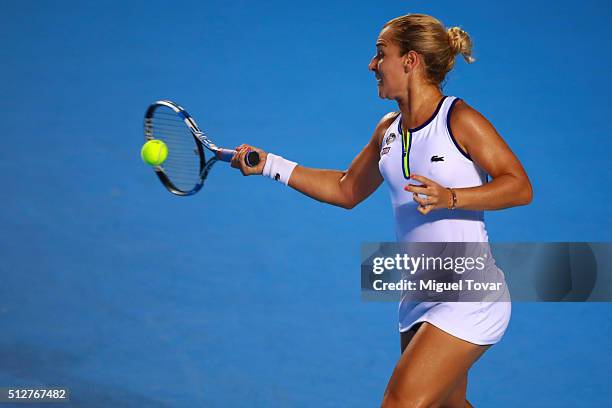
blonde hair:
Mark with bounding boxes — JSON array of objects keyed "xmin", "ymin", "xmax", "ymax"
[{"xmin": 383, "ymin": 14, "xmax": 475, "ymax": 86}]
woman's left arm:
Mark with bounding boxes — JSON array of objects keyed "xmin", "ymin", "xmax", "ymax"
[{"xmin": 405, "ymin": 101, "xmax": 533, "ymax": 213}]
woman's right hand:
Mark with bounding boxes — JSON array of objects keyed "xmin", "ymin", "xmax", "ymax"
[{"xmin": 230, "ymin": 144, "xmax": 268, "ymax": 176}]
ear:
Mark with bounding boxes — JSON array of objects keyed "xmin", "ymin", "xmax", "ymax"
[{"xmin": 403, "ymin": 50, "xmax": 420, "ymax": 73}]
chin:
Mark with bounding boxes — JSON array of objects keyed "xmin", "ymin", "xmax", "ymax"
[{"xmin": 377, "ymin": 85, "xmax": 394, "ymax": 100}]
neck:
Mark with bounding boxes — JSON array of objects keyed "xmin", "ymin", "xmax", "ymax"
[{"xmin": 396, "ymin": 83, "xmax": 443, "ymax": 131}]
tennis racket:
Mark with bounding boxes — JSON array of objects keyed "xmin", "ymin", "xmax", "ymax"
[{"xmin": 143, "ymin": 100, "xmax": 259, "ymax": 196}]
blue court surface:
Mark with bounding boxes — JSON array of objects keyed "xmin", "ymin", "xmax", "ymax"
[{"xmin": 1, "ymin": 1, "xmax": 611, "ymax": 406}]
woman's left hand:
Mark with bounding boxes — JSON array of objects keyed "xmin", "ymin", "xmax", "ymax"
[{"xmin": 404, "ymin": 174, "xmax": 451, "ymax": 215}]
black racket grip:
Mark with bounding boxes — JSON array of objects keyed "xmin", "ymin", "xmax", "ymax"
[{"xmin": 245, "ymin": 150, "xmax": 260, "ymax": 167}]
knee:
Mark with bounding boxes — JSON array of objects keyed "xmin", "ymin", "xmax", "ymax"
[{"xmin": 381, "ymin": 389, "xmax": 441, "ymax": 408}]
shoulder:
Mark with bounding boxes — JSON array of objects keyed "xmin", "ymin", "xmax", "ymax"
[
  {"xmin": 449, "ymin": 99, "xmax": 499, "ymax": 150},
  {"xmin": 379, "ymin": 111, "xmax": 401, "ymax": 127},
  {"xmin": 372, "ymin": 111, "xmax": 401, "ymax": 147},
  {"xmin": 449, "ymin": 99, "xmax": 495, "ymax": 134}
]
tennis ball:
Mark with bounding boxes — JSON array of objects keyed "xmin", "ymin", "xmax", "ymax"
[{"xmin": 141, "ymin": 139, "xmax": 168, "ymax": 166}]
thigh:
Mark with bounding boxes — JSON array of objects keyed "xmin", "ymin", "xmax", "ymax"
[
  {"xmin": 400, "ymin": 322, "xmax": 423, "ymax": 353},
  {"xmin": 383, "ymin": 323, "xmax": 488, "ymax": 408}
]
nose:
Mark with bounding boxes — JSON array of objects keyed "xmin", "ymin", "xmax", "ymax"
[{"xmin": 368, "ymin": 56, "xmax": 377, "ymax": 72}]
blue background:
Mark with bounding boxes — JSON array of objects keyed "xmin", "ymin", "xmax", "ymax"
[{"xmin": 1, "ymin": 0, "xmax": 610, "ymax": 406}]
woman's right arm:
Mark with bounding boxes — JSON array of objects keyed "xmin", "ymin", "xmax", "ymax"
[{"xmin": 232, "ymin": 112, "xmax": 398, "ymax": 209}]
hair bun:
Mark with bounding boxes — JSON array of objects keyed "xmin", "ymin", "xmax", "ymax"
[{"xmin": 447, "ymin": 27, "xmax": 475, "ymax": 63}]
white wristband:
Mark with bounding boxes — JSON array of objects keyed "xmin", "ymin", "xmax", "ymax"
[{"xmin": 262, "ymin": 153, "xmax": 298, "ymax": 185}]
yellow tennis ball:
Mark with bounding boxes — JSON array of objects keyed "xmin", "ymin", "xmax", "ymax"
[{"xmin": 141, "ymin": 139, "xmax": 168, "ymax": 166}]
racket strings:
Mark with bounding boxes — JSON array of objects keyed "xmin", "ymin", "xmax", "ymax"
[{"xmin": 149, "ymin": 106, "xmax": 203, "ymax": 192}]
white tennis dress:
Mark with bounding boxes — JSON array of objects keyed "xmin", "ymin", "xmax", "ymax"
[{"xmin": 378, "ymin": 96, "xmax": 511, "ymax": 345}]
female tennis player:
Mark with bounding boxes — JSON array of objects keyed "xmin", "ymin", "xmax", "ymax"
[{"xmin": 231, "ymin": 13, "xmax": 532, "ymax": 408}]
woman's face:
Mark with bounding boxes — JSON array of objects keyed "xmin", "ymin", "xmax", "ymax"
[{"xmin": 368, "ymin": 27, "xmax": 408, "ymax": 100}]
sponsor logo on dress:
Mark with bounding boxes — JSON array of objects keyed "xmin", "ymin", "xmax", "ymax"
[
  {"xmin": 431, "ymin": 155, "xmax": 444, "ymax": 162},
  {"xmin": 381, "ymin": 147, "xmax": 391, "ymax": 156},
  {"xmin": 385, "ymin": 133, "xmax": 396, "ymax": 145}
]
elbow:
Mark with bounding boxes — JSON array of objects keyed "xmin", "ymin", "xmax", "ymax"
[
  {"xmin": 337, "ymin": 184, "xmax": 359, "ymax": 210},
  {"xmin": 339, "ymin": 199, "xmax": 357, "ymax": 210},
  {"xmin": 524, "ymin": 184, "xmax": 534, "ymax": 205},
  {"xmin": 516, "ymin": 180, "xmax": 533, "ymax": 206},
  {"xmin": 501, "ymin": 172, "xmax": 532, "ymax": 207},
  {"xmin": 339, "ymin": 192, "xmax": 360, "ymax": 210}
]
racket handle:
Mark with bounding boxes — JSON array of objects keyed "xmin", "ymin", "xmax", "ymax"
[{"xmin": 217, "ymin": 148, "xmax": 260, "ymax": 167}]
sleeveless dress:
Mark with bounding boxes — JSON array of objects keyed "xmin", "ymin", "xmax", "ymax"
[{"xmin": 378, "ymin": 96, "xmax": 511, "ymax": 345}]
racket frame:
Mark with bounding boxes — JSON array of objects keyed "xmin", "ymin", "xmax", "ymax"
[
  {"xmin": 144, "ymin": 100, "xmax": 213, "ymax": 196},
  {"xmin": 144, "ymin": 99, "xmax": 259, "ymax": 196}
]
